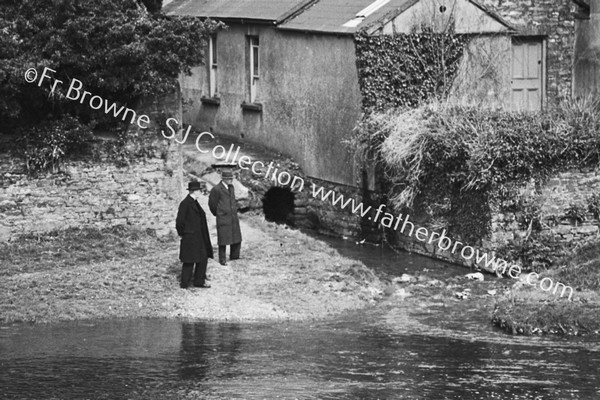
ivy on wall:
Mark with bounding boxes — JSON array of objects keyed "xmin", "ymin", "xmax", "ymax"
[
  {"xmin": 354, "ymin": 28, "xmax": 467, "ymax": 112},
  {"xmin": 350, "ymin": 100, "xmax": 600, "ymax": 248},
  {"xmin": 351, "ymin": 26, "xmax": 600, "ymax": 269}
]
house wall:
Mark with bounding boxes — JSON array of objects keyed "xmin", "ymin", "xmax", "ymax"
[
  {"xmin": 386, "ymin": 0, "xmax": 577, "ymax": 106},
  {"xmin": 448, "ymin": 35, "xmax": 513, "ymax": 107},
  {"xmin": 573, "ymin": 0, "xmax": 600, "ymax": 97},
  {"xmin": 376, "ymin": 1, "xmax": 517, "ymax": 110},
  {"xmin": 384, "ymin": 0, "xmax": 509, "ymax": 34},
  {"xmin": 180, "ymin": 24, "xmax": 361, "ymax": 187},
  {"xmin": 480, "ymin": 0, "xmax": 578, "ymax": 101}
]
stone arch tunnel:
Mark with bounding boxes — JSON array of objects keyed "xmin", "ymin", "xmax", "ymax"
[{"xmin": 262, "ymin": 186, "xmax": 295, "ymax": 226}]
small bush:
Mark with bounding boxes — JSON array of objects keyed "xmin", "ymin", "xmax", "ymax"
[{"xmin": 19, "ymin": 116, "xmax": 93, "ymax": 174}]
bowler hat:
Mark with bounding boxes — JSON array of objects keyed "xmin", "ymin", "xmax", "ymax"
[
  {"xmin": 212, "ymin": 163, "xmax": 236, "ymax": 169},
  {"xmin": 187, "ymin": 181, "xmax": 202, "ymax": 191},
  {"xmin": 221, "ymin": 170, "xmax": 234, "ymax": 179}
]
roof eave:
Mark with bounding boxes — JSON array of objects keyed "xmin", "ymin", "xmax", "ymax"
[
  {"xmin": 167, "ymin": 15, "xmax": 278, "ymax": 25},
  {"xmin": 467, "ymin": 0, "xmax": 518, "ymax": 32},
  {"xmin": 277, "ymin": 26, "xmax": 355, "ymax": 36},
  {"xmin": 359, "ymin": 0, "xmax": 420, "ymax": 35}
]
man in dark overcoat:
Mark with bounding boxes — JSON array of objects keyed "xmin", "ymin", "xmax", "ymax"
[
  {"xmin": 208, "ymin": 169, "xmax": 242, "ymax": 265},
  {"xmin": 176, "ymin": 181, "xmax": 214, "ymax": 289}
]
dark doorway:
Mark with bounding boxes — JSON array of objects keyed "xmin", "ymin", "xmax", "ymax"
[{"xmin": 263, "ymin": 187, "xmax": 295, "ymax": 225}]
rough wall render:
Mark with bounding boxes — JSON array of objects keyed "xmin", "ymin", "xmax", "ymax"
[
  {"xmin": 481, "ymin": 0, "xmax": 578, "ymax": 101},
  {"xmin": 180, "ymin": 24, "xmax": 361, "ymax": 187}
]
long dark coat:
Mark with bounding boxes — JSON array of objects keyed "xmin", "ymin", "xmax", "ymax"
[
  {"xmin": 208, "ymin": 182, "xmax": 242, "ymax": 245},
  {"xmin": 176, "ymin": 195, "xmax": 214, "ymax": 263}
]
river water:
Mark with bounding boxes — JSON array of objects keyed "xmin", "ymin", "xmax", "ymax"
[{"xmin": 1, "ymin": 238, "xmax": 599, "ymax": 399}]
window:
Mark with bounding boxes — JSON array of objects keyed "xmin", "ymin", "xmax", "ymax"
[
  {"xmin": 209, "ymin": 35, "xmax": 218, "ymax": 97},
  {"xmin": 248, "ymin": 36, "xmax": 259, "ymax": 103}
]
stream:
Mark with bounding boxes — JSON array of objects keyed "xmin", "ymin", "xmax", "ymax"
[{"xmin": 1, "ymin": 237, "xmax": 599, "ymax": 399}]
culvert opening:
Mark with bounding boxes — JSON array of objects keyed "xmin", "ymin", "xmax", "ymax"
[{"xmin": 263, "ymin": 187, "xmax": 295, "ymax": 225}]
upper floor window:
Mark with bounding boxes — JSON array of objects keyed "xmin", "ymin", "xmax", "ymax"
[
  {"xmin": 209, "ymin": 35, "xmax": 218, "ymax": 97},
  {"xmin": 248, "ymin": 36, "xmax": 259, "ymax": 103}
]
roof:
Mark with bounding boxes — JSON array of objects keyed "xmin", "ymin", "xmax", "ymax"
[
  {"xmin": 163, "ymin": 0, "xmax": 309, "ymax": 23},
  {"xmin": 279, "ymin": 0, "xmax": 418, "ymax": 34},
  {"xmin": 164, "ymin": 0, "xmax": 516, "ymax": 34},
  {"xmin": 466, "ymin": 0, "xmax": 516, "ymax": 31}
]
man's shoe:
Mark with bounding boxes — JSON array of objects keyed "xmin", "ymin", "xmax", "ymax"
[
  {"xmin": 194, "ymin": 283, "xmax": 211, "ymax": 288},
  {"xmin": 219, "ymin": 261, "xmax": 227, "ymax": 266}
]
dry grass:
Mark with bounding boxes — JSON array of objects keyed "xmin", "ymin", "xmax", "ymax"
[{"xmin": 0, "ymin": 226, "xmax": 162, "ymax": 276}]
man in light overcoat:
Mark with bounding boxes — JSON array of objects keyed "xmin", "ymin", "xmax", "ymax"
[
  {"xmin": 176, "ymin": 181, "xmax": 214, "ymax": 288},
  {"xmin": 208, "ymin": 169, "xmax": 242, "ymax": 265}
]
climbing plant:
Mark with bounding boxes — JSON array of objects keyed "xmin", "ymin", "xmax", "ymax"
[
  {"xmin": 354, "ymin": 26, "xmax": 467, "ymax": 112},
  {"xmin": 351, "ymin": 99, "xmax": 600, "ymax": 244}
]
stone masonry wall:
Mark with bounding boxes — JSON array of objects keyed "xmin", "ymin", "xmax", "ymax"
[
  {"xmin": 392, "ymin": 168, "xmax": 600, "ymax": 270},
  {"xmin": 0, "ymin": 157, "xmax": 180, "ymax": 242},
  {"xmin": 489, "ymin": 169, "xmax": 600, "ymax": 248},
  {"xmin": 0, "ymin": 91, "xmax": 184, "ymax": 243},
  {"xmin": 235, "ymin": 156, "xmax": 363, "ymax": 238},
  {"xmin": 481, "ymin": 0, "xmax": 578, "ymax": 101}
]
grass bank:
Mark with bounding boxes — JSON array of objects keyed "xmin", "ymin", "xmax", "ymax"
[
  {"xmin": 492, "ymin": 239, "xmax": 600, "ymax": 336},
  {"xmin": 0, "ymin": 210, "xmax": 385, "ymax": 324}
]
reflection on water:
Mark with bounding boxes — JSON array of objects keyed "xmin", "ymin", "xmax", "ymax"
[
  {"xmin": 1, "ymin": 316, "xmax": 599, "ymax": 399},
  {"xmin": 316, "ymin": 234, "xmax": 466, "ymax": 279},
  {"xmin": 1, "ymin": 236, "xmax": 598, "ymax": 399}
]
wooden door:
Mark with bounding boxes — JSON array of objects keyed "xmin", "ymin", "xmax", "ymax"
[{"xmin": 511, "ymin": 38, "xmax": 544, "ymax": 111}]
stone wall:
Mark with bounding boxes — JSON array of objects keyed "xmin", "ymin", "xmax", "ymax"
[
  {"xmin": 489, "ymin": 169, "xmax": 600, "ymax": 248},
  {"xmin": 0, "ymin": 91, "xmax": 184, "ymax": 243},
  {"xmin": 481, "ymin": 0, "xmax": 578, "ymax": 101},
  {"xmin": 303, "ymin": 178, "xmax": 362, "ymax": 238},
  {"xmin": 234, "ymin": 156, "xmax": 363, "ymax": 238},
  {"xmin": 392, "ymin": 168, "xmax": 600, "ymax": 270},
  {"xmin": 0, "ymin": 157, "xmax": 180, "ymax": 242}
]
